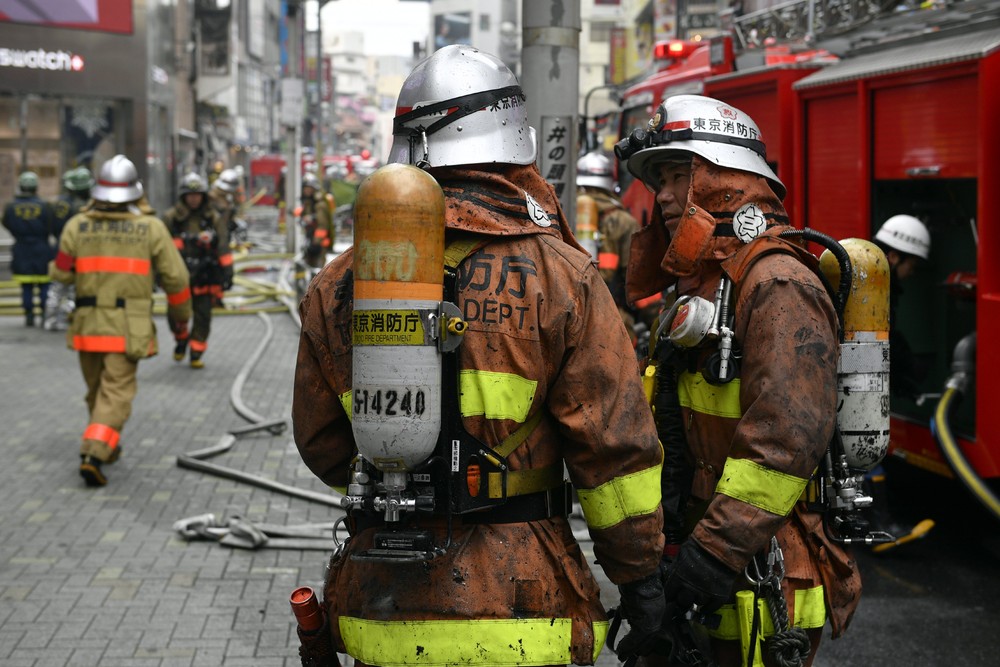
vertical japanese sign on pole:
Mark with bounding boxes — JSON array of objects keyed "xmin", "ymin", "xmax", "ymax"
[
  {"xmin": 539, "ymin": 116, "xmax": 572, "ymax": 205},
  {"xmin": 521, "ymin": 0, "xmax": 580, "ymax": 232}
]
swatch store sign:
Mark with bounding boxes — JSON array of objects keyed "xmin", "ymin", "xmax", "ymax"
[{"xmin": 0, "ymin": 46, "xmax": 85, "ymax": 72}]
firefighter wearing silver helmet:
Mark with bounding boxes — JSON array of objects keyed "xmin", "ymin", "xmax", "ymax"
[
  {"xmin": 50, "ymin": 154, "xmax": 191, "ymax": 487},
  {"xmin": 208, "ymin": 167, "xmax": 241, "ymax": 242},
  {"xmin": 621, "ymin": 96, "xmax": 858, "ymax": 666},
  {"xmin": 293, "ymin": 44, "xmax": 665, "ymax": 667},
  {"xmin": 576, "ymin": 151, "xmax": 644, "ymax": 342},
  {"xmin": 298, "ymin": 171, "xmax": 334, "ymax": 268},
  {"xmin": 164, "ymin": 171, "xmax": 232, "ymax": 368}
]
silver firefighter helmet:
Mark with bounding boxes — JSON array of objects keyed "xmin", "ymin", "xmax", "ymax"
[{"xmin": 388, "ymin": 45, "xmax": 536, "ymax": 169}]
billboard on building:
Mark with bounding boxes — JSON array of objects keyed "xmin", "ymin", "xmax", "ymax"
[{"xmin": 0, "ymin": 0, "xmax": 133, "ymax": 34}]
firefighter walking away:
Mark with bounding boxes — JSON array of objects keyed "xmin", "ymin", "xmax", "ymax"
[{"xmin": 49, "ymin": 155, "xmax": 192, "ymax": 486}]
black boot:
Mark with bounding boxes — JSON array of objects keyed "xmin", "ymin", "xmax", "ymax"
[{"xmin": 79, "ymin": 455, "xmax": 108, "ymax": 487}]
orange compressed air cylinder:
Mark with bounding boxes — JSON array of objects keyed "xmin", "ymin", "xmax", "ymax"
[
  {"xmin": 575, "ymin": 193, "xmax": 599, "ymax": 261},
  {"xmin": 351, "ymin": 164, "xmax": 447, "ymax": 472},
  {"xmin": 353, "ymin": 163, "xmax": 445, "ymax": 301}
]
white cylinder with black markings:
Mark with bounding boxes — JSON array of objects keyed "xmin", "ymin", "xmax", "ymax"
[{"xmin": 351, "ymin": 164, "xmax": 446, "ymax": 472}]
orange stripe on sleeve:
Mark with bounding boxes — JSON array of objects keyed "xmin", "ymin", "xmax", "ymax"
[{"xmin": 168, "ymin": 286, "xmax": 191, "ymax": 306}]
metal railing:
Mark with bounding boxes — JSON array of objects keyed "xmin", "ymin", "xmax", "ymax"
[{"xmin": 731, "ymin": 0, "xmax": 904, "ymax": 48}]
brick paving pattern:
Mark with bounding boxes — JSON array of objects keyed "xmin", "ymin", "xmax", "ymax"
[{"xmin": 0, "ymin": 231, "xmax": 622, "ymax": 666}]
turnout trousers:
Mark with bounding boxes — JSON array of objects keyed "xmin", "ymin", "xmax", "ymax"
[{"xmin": 78, "ymin": 351, "xmax": 137, "ymax": 462}]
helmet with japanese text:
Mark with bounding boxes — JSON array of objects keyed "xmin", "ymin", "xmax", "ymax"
[
  {"xmin": 213, "ymin": 168, "xmax": 240, "ymax": 193},
  {"xmin": 388, "ymin": 44, "xmax": 536, "ymax": 168},
  {"xmin": 577, "ymin": 151, "xmax": 615, "ymax": 192},
  {"xmin": 620, "ymin": 94, "xmax": 785, "ymax": 199},
  {"xmin": 179, "ymin": 171, "xmax": 208, "ymax": 196},
  {"xmin": 63, "ymin": 167, "xmax": 95, "ymax": 193},
  {"xmin": 875, "ymin": 214, "xmax": 930, "ymax": 260},
  {"xmin": 91, "ymin": 155, "xmax": 144, "ymax": 204},
  {"xmin": 17, "ymin": 171, "xmax": 38, "ymax": 195}
]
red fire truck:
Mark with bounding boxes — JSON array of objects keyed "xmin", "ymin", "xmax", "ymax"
[{"xmin": 615, "ymin": 2, "xmax": 1000, "ymax": 516}]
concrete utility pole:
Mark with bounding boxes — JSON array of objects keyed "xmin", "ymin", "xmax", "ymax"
[
  {"xmin": 282, "ymin": 2, "xmax": 305, "ymax": 255},
  {"xmin": 521, "ymin": 0, "xmax": 581, "ymax": 231}
]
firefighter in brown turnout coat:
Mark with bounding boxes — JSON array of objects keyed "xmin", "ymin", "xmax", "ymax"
[
  {"xmin": 576, "ymin": 151, "xmax": 642, "ymax": 340},
  {"xmin": 618, "ymin": 95, "xmax": 860, "ymax": 666},
  {"xmin": 164, "ymin": 172, "xmax": 233, "ymax": 368},
  {"xmin": 50, "ymin": 155, "xmax": 191, "ymax": 487},
  {"xmin": 292, "ymin": 46, "xmax": 666, "ymax": 667}
]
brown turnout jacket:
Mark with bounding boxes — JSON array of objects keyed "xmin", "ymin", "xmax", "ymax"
[
  {"xmin": 293, "ymin": 163, "xmax": 664, "ymax": 665},
  {"xmin": 627, "ymin": 156, "xmax": 861, "ymax": 638}
]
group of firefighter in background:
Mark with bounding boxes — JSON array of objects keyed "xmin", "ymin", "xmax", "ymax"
[
  {"xmin": 287, "ymin": 45, "xmax": 936, "ymax": 667},
  {"xmin": 1, "ymin": 154, "xmax": 252, "ymax": 486}
]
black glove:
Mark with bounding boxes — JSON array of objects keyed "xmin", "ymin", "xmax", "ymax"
[
  {"xmin": 222, "ymin": 267, "xmax": 234, "ymax": 291},
  {"xmin": 615, "ymin": 567, "xmax": 667, "ymax": 661},
  {"xmin": 663, "ymin": 540, "xmax": 739, "ymax": 617}
]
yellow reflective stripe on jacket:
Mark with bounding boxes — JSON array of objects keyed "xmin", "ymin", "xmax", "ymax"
[
  {"xmin": 678, "ymin": 371, "xmax": 741, "ymax": 418},
  {"xmin": 706, "ymin": 585, "xmax": 827, "ymax": 641},
  {"xmin": 716, "ymin": 457, "xmax": 809, "ymax": 517},
  {"xmin": 340, "ymin": 616, "xmax": 603, "ymax": 666},
  {"xmin": 459, "ymin": 369, "xmax": 537, "ymax": 423},
  {"xmin": 577, "ymin": 464, "xmax": 662, "ymax": 530},
  {"xmin": 339, "ymin": 391, "xmax": 352, "ymax": 421}
]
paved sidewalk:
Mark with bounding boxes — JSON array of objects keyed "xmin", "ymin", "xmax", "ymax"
[{"xmin": 0, "ymin": 296, "xmax": 338, "ymax": 666}]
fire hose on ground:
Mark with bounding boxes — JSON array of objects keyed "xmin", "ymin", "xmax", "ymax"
[{"xmin": 931, "ymin": 332, "xmax": 1000, "ymax": 522}]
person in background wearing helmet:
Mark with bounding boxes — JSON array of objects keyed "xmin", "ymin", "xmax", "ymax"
[
  {"xmin": 208, "ymin": 168, "xmax": 240, "ymax": 243},
  {"xmin": 298, "ymin": 171, "xmax": 334, "ymax": 269},
  {"xmin": 164, "ymin": 172, "xmax": 233, "ymax": 369},
  {"xmin": 620, "ymin": 95, "xmax": 859, "ymax": 666},
  {"xmin": 576, "ymin": 151, "xmax": 643, "ymax": 343},
  {"xmin": 49, "ymin": 155, "xmax": 191, "ymax": 487},
  {"xmin": 44, "ymin": 167, "xmax": 94, "ymax": 331},
  {"xmin": 3, "ymin": 171, "xmax": 55, "ymax": 327},
  {"xmin": 865, "ymin": 214, "xmax": 935, "ymax": 551},
  {"xmin": 292, "ymin": 45, "xmax": 665, "ymax": 667}
]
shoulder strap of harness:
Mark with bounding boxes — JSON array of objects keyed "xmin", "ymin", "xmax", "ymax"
[
  {"xmin": 720, "ymin": 229, "xmax": 822, "ymax": 287},
  {"xmin": 442, "ymin": 232, "xmax": 561, "ymax": 499}
]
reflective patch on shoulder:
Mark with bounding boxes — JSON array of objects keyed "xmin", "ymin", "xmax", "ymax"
[
  {"xmin": 734, "ymin": 202, "xmax": 767, "ymax": 243},
  {"xmin": 525, "ymin": 191, "xmax": 552, "ymax": 227}
]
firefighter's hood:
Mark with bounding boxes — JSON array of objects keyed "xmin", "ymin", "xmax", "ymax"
[
  {"xmin": 429, "ymin": 163, "xmax": 588, "ymax": 254},
  {"xmin": 626, "ymin": 155, "xmax": 789, "ymax": 304}
]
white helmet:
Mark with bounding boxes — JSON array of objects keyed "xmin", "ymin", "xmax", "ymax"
[
  {"xmin": 214, "ymin": 168, "xmax": 241, "ymax": 193},
  {"xmin": 92, "ymin": 155, "xmax": 143, "ymax": 204},
  {"xmin": 577, "ymin": 152, "xmax": 615, "ymax": 192},
  {"xmin": 875, "ymin": 214, "xmax": 931, "ymax": 260},
  {"xmin": 388, "ymin": 45, "xmax": 536, "ymax": 168},
  {"xmin": 620, "ymin": 94, "xmax": 785, "ymax": 199}
]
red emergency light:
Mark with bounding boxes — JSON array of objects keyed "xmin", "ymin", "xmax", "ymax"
[{"xmin": 653, "ymin": 40, "xmax": 700, "ymax": 63}]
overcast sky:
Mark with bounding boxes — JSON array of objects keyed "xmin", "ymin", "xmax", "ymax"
[{"xmin": 318, "ymin": 0, "xmax": 431, "ymax": 57}]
